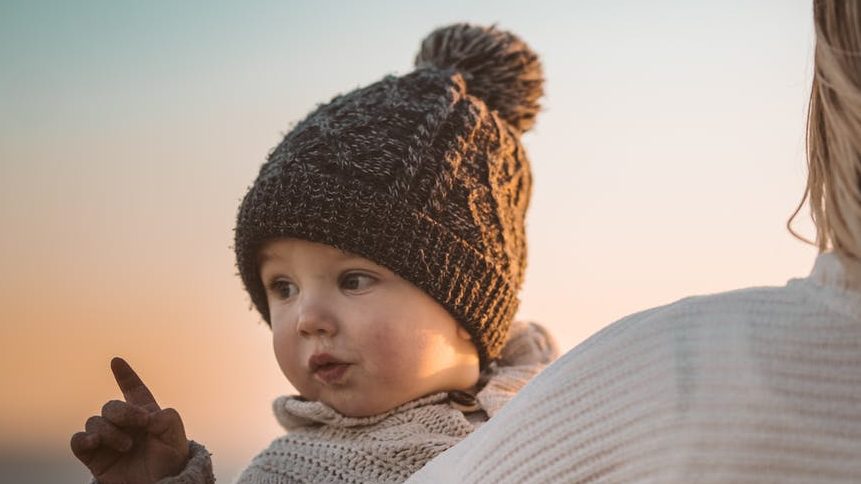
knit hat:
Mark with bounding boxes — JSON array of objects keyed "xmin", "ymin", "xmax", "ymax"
[{"xmin": 234, "ymin": 23, "xmax": 543, "ymax": 367}]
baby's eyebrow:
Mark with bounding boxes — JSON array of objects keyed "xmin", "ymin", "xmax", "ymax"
[
  {"xmin": 337, "ymin": 251, "xmax": 380, "ymax": 268},
  {"xmin": 257, "ymin": 248, "xmax": 360, "ymax": 266},
  {"xmin": 257, "ymin": 251, "xmax": 274, "ymax": 265},
  {"xmin": 336, "ymin": 249, "xmax": 361, "ymax": 261}
]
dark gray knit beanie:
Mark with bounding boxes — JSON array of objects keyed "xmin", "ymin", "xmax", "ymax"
[{"xmin": 234, "ymin": 23, "xmax": 543, "ymax": 367}]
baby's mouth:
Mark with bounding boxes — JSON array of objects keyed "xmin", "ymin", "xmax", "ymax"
[{"xmin": 309, "ymin": 353, "xmax": 351, "ymax": 384}]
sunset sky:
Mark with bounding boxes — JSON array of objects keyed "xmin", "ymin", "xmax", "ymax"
[{"xmin": 0, "ymin": 1, "xmax": 817, "ymax": 481}]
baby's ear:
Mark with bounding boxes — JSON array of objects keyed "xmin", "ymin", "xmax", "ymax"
[{"xmin": 457, "ymin": 326, "xmax": 472, "ymax": 341}]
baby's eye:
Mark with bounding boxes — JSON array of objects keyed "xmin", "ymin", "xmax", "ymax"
[
  {"xmin": 340, "ymin": 272, "xmax": 376, "ymax": 293},
  {"xmin": 268, "ymin": 279, "xmax": 298, "ymax": 300}
]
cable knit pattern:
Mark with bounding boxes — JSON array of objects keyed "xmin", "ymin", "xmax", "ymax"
[
  {"xmin": 153, "ymin": 321, "xmax": 556, "ymax": 484},
  {"xmin": 407, "ymin": 253, "xmax": 861, "ymax": 483},
  {"xmin": 233, "ymin": 24, "xmax": 544, "ymax": 366}
]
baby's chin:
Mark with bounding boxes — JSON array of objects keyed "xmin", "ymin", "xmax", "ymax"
[{"xmin": 306, "ymin": 391, "xmax": 419, "ymax": 418}]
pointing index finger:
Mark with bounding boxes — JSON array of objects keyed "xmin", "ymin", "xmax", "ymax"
[{"xmin": 111, "ymin": 357, "xmax": 160, "ymax": 412}]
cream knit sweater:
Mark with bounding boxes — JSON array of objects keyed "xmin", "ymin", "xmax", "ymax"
[
  {"xmin": 407, "ymin": 253, "xmax": 861, "ymax": 483},
  {"xmin": 152, "ymin": 321, "xmax": 557, "ymax": 484}
]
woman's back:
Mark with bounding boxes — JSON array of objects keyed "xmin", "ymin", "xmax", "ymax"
[{"xmin": 408, "ymin": 253, "xmax": 861, "ymax": 482}]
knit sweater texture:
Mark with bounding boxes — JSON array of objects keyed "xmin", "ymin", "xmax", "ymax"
[
  {"xmin": 407, "ymin": 253, "xmax": 861, "ymax": 483},
  {"xmin": 152, "ymin": 321, "xmax": 557, "ymax": 484}
]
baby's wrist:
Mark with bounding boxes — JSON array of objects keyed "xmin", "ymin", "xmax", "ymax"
[{"xmin": 155, "ymin": 441, "xmax": 214, "ymax": 484}]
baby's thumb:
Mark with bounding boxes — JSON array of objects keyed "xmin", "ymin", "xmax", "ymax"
[{"xmin": 147, "ymin": 408, "xmax": 188, "ymax": 450}]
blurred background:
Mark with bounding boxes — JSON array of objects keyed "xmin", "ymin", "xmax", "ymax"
[{"xmin": 1, "ymin": 0, "xmax": 816, "ymax": 482}]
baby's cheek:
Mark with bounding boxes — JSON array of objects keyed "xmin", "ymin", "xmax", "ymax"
[
  {"xmin": 365, "ymin": 325, "xmax": 432, "ymax": 378},
  {"xmin": 272, "ymin": 329, "xmax": 304, "ymax": 385}
]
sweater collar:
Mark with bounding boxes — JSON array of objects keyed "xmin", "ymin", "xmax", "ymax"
[
  {"xmin": 809, "ymin": 252, "xmax": 861, "ymax": 293},
  {"xmin": 800, "ymin": 252, "xmax": 861, "ymax": 318},
  {"xmin": 273, "ymin": 392, "xmax": 450, "ymax": 431}
]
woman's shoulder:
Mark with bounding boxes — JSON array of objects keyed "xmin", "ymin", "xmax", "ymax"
[
  {"xmin": 526, "ymin": 276, "xmax": 844, "ymax": 401},
  {"xmin": 572, "ymin": 282, "xmax": 814, "ymax": 355},
  {"xmin": 407, "ymin": 278, "xmax": 861, "ymax": 483}
]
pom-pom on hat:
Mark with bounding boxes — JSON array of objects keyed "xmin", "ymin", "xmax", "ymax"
[
  {"xmin": 234, "ymin": 23, "xmax": 544, "ymax": 368},
  {"xmin": 415, "ymin": 23, "xmax": 543, "ymax": 132}
]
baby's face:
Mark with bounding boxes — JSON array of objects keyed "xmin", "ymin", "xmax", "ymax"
[{"xmin": 258, "ymin": 238, "xmax": 480, "ymax": 417}]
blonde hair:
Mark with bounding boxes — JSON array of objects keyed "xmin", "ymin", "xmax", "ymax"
[{"xmin": 789, "ymin": 0, "xmax": 861, "ymax": 278}]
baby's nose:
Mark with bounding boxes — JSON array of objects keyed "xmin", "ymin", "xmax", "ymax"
[{"xmin": 295, "ymin": 300, "xmax": 338, "ymax": 337}]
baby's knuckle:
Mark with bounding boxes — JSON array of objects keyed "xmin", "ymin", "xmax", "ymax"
[
  {"xmin": 162, "ymin": 407, "xmax": 181, "ymax": 420},
  {"xmin": 84, "ymin": 415, "xmax": 102, "ymax": 430},
  {"xmin": 70, "ymin": 432, "xmax": 92, "ymax": 458},
  {"xmin": 101, "ymin": 399, "xmax": 124, "ymax": 414},
  {"xmin": 70, "ymin": 431, "xmax": 87, "ymax": 446}
]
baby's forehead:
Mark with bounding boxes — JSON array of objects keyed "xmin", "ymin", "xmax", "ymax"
[{"xmin": 257, "ymin": 239, "xmax": 369, "ymax": 267}]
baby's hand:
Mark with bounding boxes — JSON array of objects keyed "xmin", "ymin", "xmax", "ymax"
[{"xmin": 70, "ymin": 357, "xmax": 189, "ymax": 484}]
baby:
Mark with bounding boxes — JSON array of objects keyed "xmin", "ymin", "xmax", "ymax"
[{"xmin": 71, "ymin": 23, "xmax": 557, "ymax": 483}]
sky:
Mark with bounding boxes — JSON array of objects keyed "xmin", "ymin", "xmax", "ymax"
[{"xmin": 0, "ymin": 0, "xmax": 817, "ymax": 482}]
